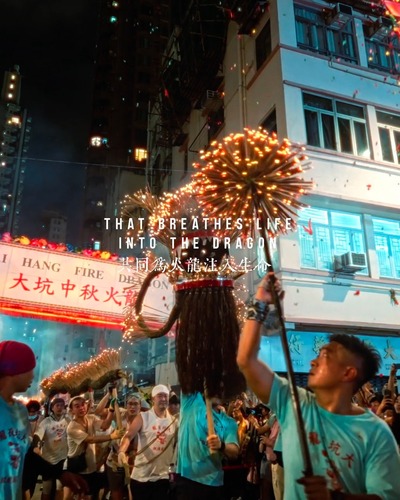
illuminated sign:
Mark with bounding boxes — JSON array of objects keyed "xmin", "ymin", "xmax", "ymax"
[
  {"xmin": 0, "ymin": 242, "xmax": 173, "ymax": 329},
  {"xmin": 261, "ymin": 331, "xmax": 400, "ymax": 376}
]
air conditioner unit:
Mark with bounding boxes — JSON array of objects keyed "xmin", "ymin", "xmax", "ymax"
[
  {"xmin": 324, "ymin": 3, "xmax": 353, "ymax": 29},
  {"xmin": 334, "ymin": 251, "xmax": 367, "ymax": 273},
  {"xmin": 365, "ymin": 17, "xmax": 394, "ymax": 41},
  {"xmin": 206, "ymin": 90, "xmax": 219, "ymax": 100},
  {"xmin": 202, "ymin": 90, "xmax": 223, "ymax": 114}
]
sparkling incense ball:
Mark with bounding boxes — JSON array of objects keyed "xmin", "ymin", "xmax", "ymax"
[{"xmin": 193, "ymin": 128, "xmax": 312, "ymax": 238}]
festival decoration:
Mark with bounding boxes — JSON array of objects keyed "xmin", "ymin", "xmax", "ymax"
[
  {"xmin": 40, "ymin": 349, "xmax": 125, "ymax": 397},
  {"xmin": 121, "ymin": 187, "xmax": 160, "ymax": 243},
  {"xmin": 0, "ymin": 232, "xmax": 120, "ymax": 262},
  {"xmin": 121, "ymin": 181, "xmax": 246, "ymax": 398},
  {"xmin": 193, "ymin": 128, "xmax": 311, "ymax": 239},
  {"xmin": 122, "ymin": 128, "xmax": 311, "ymax": 408},
  {"xmin": 302, "ymin": 219, "xmax": 313, "ymax": 235},
  {"xmin": 384, "ymin": 1, "xmax": 400, "ymax": 35}
]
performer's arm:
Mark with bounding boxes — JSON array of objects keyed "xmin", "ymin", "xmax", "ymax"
[
  {"xmin": 83, "ymin": 428, "xmax": 124, "ymax": 444},
  {"xmin": 237, "ymin": 274, "xmax": 282, "ymax": 404},
  {"xmin": 118, "ymin": 413, "xmax": 143, "ymax": 464},
  {"xmin": 94, "ymin": 391, "xmax": 111, "ymax": 417},
  {"xmin": 99, "ymin": 401, "xmax": 117, "ymax": 431}
]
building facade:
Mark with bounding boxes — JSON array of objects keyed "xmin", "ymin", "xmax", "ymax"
[
  {"xmin": 41, "ymin": 210, "xmax": 68, "ymax": 243},
  {"xmin": 148, "ymin": 0, "xmax": 400, "ymax": 375},
  {"xmin": 0, "ymin": 65, "xmax": 31, "ymax": 235},
  {"xmin": 82, "ymin": 0, "xmax": 171, "ymax": 252}
]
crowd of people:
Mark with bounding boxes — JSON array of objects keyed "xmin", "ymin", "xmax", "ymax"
[{"xmin": 2, "ymin": 275, "xmax": 400, "ymax": 499}]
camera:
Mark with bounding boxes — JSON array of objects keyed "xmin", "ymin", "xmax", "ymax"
[
  {"xmin": 245, "ymin": 405, "xmax": 264, "ymax": 418},
  {"xmin": 245, "ymin": 408, "xmax": 257, "ymax": 416},
  {"xmin": 383, "ymin": 389, "xmax": 392, "ymax": 398}
]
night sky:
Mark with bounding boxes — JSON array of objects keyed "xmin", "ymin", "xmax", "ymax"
[{"xmin": 0, "ymin": 0, "xmax": 99, "ymax": 244}]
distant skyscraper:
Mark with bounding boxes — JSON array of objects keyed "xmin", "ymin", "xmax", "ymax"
[
  {"xmin": 42, "ymin": 210, "xmax": 67, "ymax": 243},
  {"xmin": 0, "ymin": 65, "xmax": 31, "ymax": 235},
  {"xmin": 82, "ymin": 0, "xmax": 171, "ymax": 252}
]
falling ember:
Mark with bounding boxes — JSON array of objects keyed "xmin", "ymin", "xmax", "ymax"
[{"xmin": 193, "ymin": 128, "xmax": 312, "ymax": 239}]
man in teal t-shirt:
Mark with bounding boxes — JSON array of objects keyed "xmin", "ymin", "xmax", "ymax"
[
  {"xmin": 0, "ymin": 340, "xmax": 89, "ymax": 499},
  {"xmin": 237, "ymin": 274, "xmax": 400, "ymax": 500},
  {"xmin": 176, "ymin": 392, "xmax": 239, "ymax": 499}
]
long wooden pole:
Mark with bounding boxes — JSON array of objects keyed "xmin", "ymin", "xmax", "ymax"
[
  {"xmin": 257, "ymin": 209, "xmax": 313, "ymax": 477},
  {"xmin": 112, "ymin": 388, "xmax": 129, "ymax": 482},
  {"xmin": 204, "ymin": 389, "xmax": 218, "ymax": 455}
]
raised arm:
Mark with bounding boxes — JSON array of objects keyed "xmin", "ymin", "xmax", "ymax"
[
  {"xmin": 94, "ymin": 391, "xmax": 112, "ymax": 417},
  {"xmin": 237, "ymin": 274, "xmax": 283, "ymax": 404},
  {"xmin": 118, "ymin": 413, "xmax": 143, "ymax": 465}
]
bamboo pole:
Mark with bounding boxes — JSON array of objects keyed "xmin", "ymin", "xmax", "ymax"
[
  {"xmin": 204, "ymin": 390, "xmax": 218, "ymax": 455},
  {"xmin": 257, "ymin": 210, "xmax": 313, "ymax": 477}
]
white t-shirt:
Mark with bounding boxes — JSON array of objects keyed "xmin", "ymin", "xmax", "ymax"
[
  {"xmin": 36, "ymin": 415, "xmax": 69, "ymax": 465},
  {"xmin": 131, "ymin": 409, "xmax": 178, "ymax": 482},
  {"xmin": 67, "ymin": 415, "xmax": 102, "ymax": 474}
]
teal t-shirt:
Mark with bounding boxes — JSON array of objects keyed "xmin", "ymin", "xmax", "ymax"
[
  {"xmin": 269, "ymin": 374, "xmax": 400, "ymax": 499},
  {"xmin": 176, "ymin": 392, "xmax": 239, "ymax": 486},
  {"xmin": 0, "ymin": 396, "xmax": 30, "ymax": 500}
]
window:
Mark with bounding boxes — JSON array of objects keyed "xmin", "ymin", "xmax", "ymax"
[
  {"xmin": 303, "ymin": 93, "xmax": 370, "ymax": 157},
  {"xmin": 255, "ymin": 20, "xmax": 271, "ymax": 69},
  {"xmin": 207, "ymin": 106, "xmax": 224, "ymax": 142},
  {"xmin": 295, "ymin": 5, "xmax": 358, "ymax": 64},
  {"xmin": 372, "ymin": 218, "xmax": 400, "ymax": 279},
  {"xmin": 135, "ymin": 148, "xmax": 147, "ymax": 162},
  {"xmin": 365, "ymin": 32, "xmax": 400, "ymax": 74},
  {"xmin": 90, "ymin": 136, "xmax": 102, "ymax": 147},
  {"xmin": 377, "ymin": 111, "xmax": 400, "ymax": 164},
  {"xmin": 298, "ymin": 207, "xmax": 367, "ymax": 272},
  {"xmin": 261, "ymin": 108, "xmax": 277, "ymax": 134}
]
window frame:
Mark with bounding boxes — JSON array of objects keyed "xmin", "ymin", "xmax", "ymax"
[
  {"xmin": 365, "ymin": 34, "xmax": 400, "ymax": 75},
  {"xmin": 303, "ymin": 93, "xmax": 370, "ymax": 157},
  {"xmin": 294, "ymin": 5, "xmax": 358, "ymax": 65},
  {"xmin": 376, "ymin": 111, "xmax": 400, "ymax": 165},
  {"xmin": 255, "ymin": 19, "xmax": 272, "ymax": 70},
  {"xmin": 298, "ymin": 207, "xmax": 368, "ymax": 273},
  {"xmin": 372, "ymin": 217, "xmax": 400, "ymax": 279}
]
